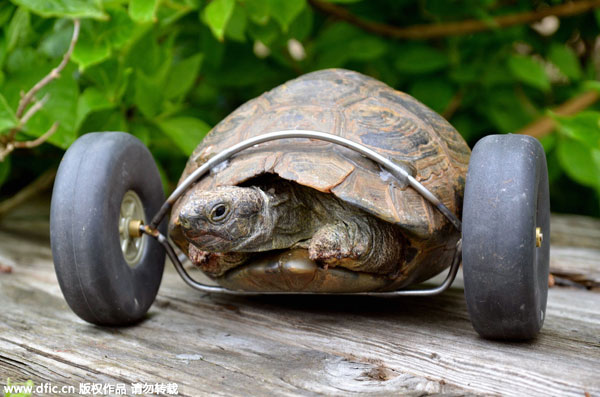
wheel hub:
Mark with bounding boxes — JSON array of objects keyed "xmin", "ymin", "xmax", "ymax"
[{"xmin": 119, "ymin": 190, "xmax": 146, "ymax": 267}]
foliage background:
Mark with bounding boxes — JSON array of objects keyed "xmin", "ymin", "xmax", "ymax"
[{"xmin": 0, "ymin": 0, "xmax": 599, "ymax": 216}]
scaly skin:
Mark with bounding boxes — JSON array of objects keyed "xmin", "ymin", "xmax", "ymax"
[{"xmin": 178, "ymin": 179, "xmax": 405, "ymax": 277}]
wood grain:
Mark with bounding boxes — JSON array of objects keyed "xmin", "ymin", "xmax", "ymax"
[
  {"xmin": 0, "ymin": 199, "xmax": 598, "ymax": 396},
  {"xmin": 550, "ymin": 214, "xmax": 600, "ymax": 288}
]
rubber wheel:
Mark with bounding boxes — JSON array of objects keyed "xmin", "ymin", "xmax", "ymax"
[
  {"xmin": 462, "ymin": 134, "xmax": 550, "ymax": 340},
  {"xmin": 50, "ymin": 132, "xmax": 166, "ymax": 326}
]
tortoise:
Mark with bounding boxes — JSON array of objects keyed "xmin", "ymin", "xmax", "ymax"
[
  {"xmin": 168, "ymin": 68, "xmax": 470, "ymax": 293},
  {"xmin": 51, "ymin": 68, "xmax": 550, "ymax": 340}
]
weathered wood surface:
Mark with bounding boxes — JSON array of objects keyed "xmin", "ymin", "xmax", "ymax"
[
  {"xmin": 0, "ymin": 198, "xmax": 599, "ymax": 396},
  {"xmin": 550, "ymin": 214, "xmax": 600, "ymax": 288}
]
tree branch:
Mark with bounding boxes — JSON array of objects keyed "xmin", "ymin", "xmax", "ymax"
[
  {"xmin": 0, "ymin": 144, "xmax": 13, "ymax": 161},
  {"xmin": 0, "ymin": 122, "xmax": 60, "ymax": 161},
  {"xmin": 0, "ymin": 168, "xmax": 57, "ymax": 218},
  {"xmin": 14, "ymin": 19, "xmax": 80, "ymax": 119},
  {"xmin": 0, "ymin": 19, "xmax": 79, "ymax": 162},
  {"xmin": 308, "ymin": 0, "xmax": 600, "ymax": 39},
  {"xmin": 13, "ymin": 123, "xmax": 59, "ymax": 150},
  {"xmin": 0, "ymin": 20, "xmax": 79, "ymax": 215},
  {"xmin": 517, "ymin": 90, "xmax": 600, "ymax": 138},
  {"xmin": 19, "ymin": 94, "xmax": 50, "ymax": 126}
]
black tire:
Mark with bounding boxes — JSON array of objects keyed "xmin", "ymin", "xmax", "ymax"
[
  {"xmin": 50, "ymin": 132, "xmax": 166, "ymax": 326},
  {"xmin": 462, "ymin": 134, "xmax": 550, "ymax": 340}
]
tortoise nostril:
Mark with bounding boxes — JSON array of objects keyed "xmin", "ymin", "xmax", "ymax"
[{"xmin": 179, "ymin": 212, "xmax": 192, "ymax": 229}]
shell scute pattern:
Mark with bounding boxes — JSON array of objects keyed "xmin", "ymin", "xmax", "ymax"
[{"xmin": 176, "ymin": 68, "xmax": 470, "ymax": 249}]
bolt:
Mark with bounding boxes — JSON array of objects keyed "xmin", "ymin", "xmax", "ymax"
[{"xmin": 536, "ymin": 227, "xmax": 543, "ymax": 247}]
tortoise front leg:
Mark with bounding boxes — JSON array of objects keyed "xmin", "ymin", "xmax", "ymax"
[
  {"xmin": 308, "ymin": 219, "xmax": 403, "ymax": 275},
  {"xmin": 188, "ymin": 244, "xmax": 251, "ymax": 277}
]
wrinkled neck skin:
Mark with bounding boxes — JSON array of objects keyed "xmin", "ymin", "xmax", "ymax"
[{"xmin": 238, "ymin": 183, "xmax": 320, "ymax": 252}]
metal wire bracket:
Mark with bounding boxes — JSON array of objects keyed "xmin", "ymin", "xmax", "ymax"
[{"xmin": 144, "ymin": 130, "xmax": 463, "ymax": 296}]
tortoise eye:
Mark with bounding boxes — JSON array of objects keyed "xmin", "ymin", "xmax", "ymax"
[{"xmin": 210, "ymin": 203, "xmax": 229, "ymax": 222}]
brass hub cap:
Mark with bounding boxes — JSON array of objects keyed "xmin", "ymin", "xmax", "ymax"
[{"xmin": 119, "ymin": 190, "xmax": 146, "ymax": 267}]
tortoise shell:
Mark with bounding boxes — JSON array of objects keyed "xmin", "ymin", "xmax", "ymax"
[{"xmin": 171, "ymin": 68, "xmax": 470, "ymax": 287}]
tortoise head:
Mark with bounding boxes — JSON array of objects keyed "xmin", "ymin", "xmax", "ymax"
[{"xmin": 177, "ymin": 186, "xmax": 269, "ymax": 252}]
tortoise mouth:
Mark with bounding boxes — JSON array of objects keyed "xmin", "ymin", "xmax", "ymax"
[
  {"xmin": 183, "ymin": 230, "xmax": 232, "ymax": 251},
  {"xmin": 214, "ymin": 249, "xmax": 394, "ymax": 293}
]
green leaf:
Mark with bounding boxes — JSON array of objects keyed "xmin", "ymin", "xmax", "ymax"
[
  {"xmin": 248, "ymin": 19, "xmax": 279, "ymax": 45},
  {"xmin": 6, "ymin": 7, "xmax": 30, "ymax": 52},
  {"xmin": 0, "ymin": 93, "xmax": 18, "ymax": 133},
  {"xmin": 76, "ymin": 87, "xmax": 114, "ymax": 130},
  {"xmin": 183, "ymin": 0, "xmax": 203, "ymax": 8},
  {"xmin": 22, "ymin": 65, "xmax": 79, "ymax": 149},
  {"xmin": 0, "ymin": 36, "xmax": 6, "ymax": 71},
  {"xmin": 11, "ymin": 0, "xmax": 107, "ymax": 19},
  {"xmin": 71, "ymin": 20, "xmax": 111, "ymax": 70},
  {"xmin": 0, "ymin": 156, "xmax": 11, "ymax": 188},
  {"xmin": 2, "ymin": 52, "xmax": 48, "ymax": 110},
  {"xmin": 449, "ymin": 63, "xmax": 480, "ymax": 84},
  {"xmin": 0, "ymin": 4, "xmax": 16, "ymax": 27},
  {"xmin": 539, "ymin": 132, "xmax": 556, "ymax": 152},
  {"xmin": 395, "ymin": 44, "xmax": 449, "ymax": 74},
  {"xmin": 557, "ymin": 137, "xmax": 600, "ymax": 189},
  {"xmin": 5, "ymin": 46, "xmax": 37, "ymax": 74},
  {"xmin": 315, "ymin": 24, "xmax": 386, "ymax": 68},
  {"xmin": 157, "ymin": 116, "xmax": 211, "ymax": 155},
  {"xmin": 40, "ymin": 20, "xmax": 72, "ymax": 58},
  {"xmin": 82, "ymin": 59, "xmax": 131, "ymax": 103},
  {"xmin": 480, "ymin": 61, "xmax": 515, "ymax": 87},
  {"xmin": 410, "ymin": 79, "xmax": 454, "ymax": 114},
  {"xmin": 129, "ymin": 0, "xmax": 157, "ymax": 23},
  {"xmin": 225, "ymin": 4, "xmax": 247, "ymax": 42},
  {"xmin": 134, "ymin": 71, "xmax": 163, "ymax": 118},
  {"xmin": 583, "ymin": 80, "xmax": 600, "ymax": 93},
  {"xmin": 202, "ymin": 0, "xmax": 235, "ymax": 41},
  {"xmin": 244, "ymin": 0, "xmax": 269, "ymax": 24},
  {"xmin": 209, "ymin": 52, "xmax": 271, "ymax": 87},
  {"xmin": 482, "ymin": 87, "xmax": 533, "ymax": 133},
  {"xmin": 130, "ymin": 121, "xmax": 151, "ymax": 146},
  {"xmin": 105, "ymin": 8, "xmax": 137, "ymax": 50},
  {"xmin": 268, "ymin": 0, "xmax": 305, "ymax": 31},
  {"xmin": 127, "ymin": 28, "xmax": 171, "ymax": 116},
  {"xmin": 548, "ymin": 44, "xmax": 581, "ymax": 81},
  {"xmin": 61, "ymin": 9, "xmax": 136, "ymax": 69},
  {"xmin": 508, "ymin": 54, "xmax": 550, "ymax": 92},
  {"xmin": 553, "ymin": 111, "xmax": 600, "ymax": 150},
  {"xmin": 124, "ymin": 31, "xmax": 169, "ymax": 76},
  {"xmin": 78, "ymin": 109, "xmax": 127, "ymax": 134},
  {"xmin": 347, "ymin": 36, "xmax": 386, "ymax": 61},
  {"xmin": 545, "ymin": 147, "xmax": 562, "ymax": 184},
  {"xmin": 200, "ymin": 25, "xmax": 225, "ymax": 68},
  {"xmin": 164, "ymin": 54, "xmax": 203, "ymax": 99},
  {"xmin": 152, "ymin": 156, "xmax": 172, "ymax": 195},
  {"xmin": 288, "ymin": 6, "xmax": 313, "ymax": 41}
]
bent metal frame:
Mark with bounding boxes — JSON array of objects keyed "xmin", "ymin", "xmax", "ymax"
[{"xmin": 138, "ymin": 130, "xmax": 463, "ymax": 296}]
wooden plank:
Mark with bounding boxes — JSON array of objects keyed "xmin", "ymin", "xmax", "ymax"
[
  {"xmin": 551, "ymin": 246, "xmax": 600, "ymax": 288},
  {"xmin": 0, "ymin": 200, "xmax": 599, "ymax": 396},
  {"xmin": 550, "ymin": 214, "xmax": 600, "ymax": 288},
  {"xmin": 550, "ymin": 214, "xmax": 600, "ymax": 249}
]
